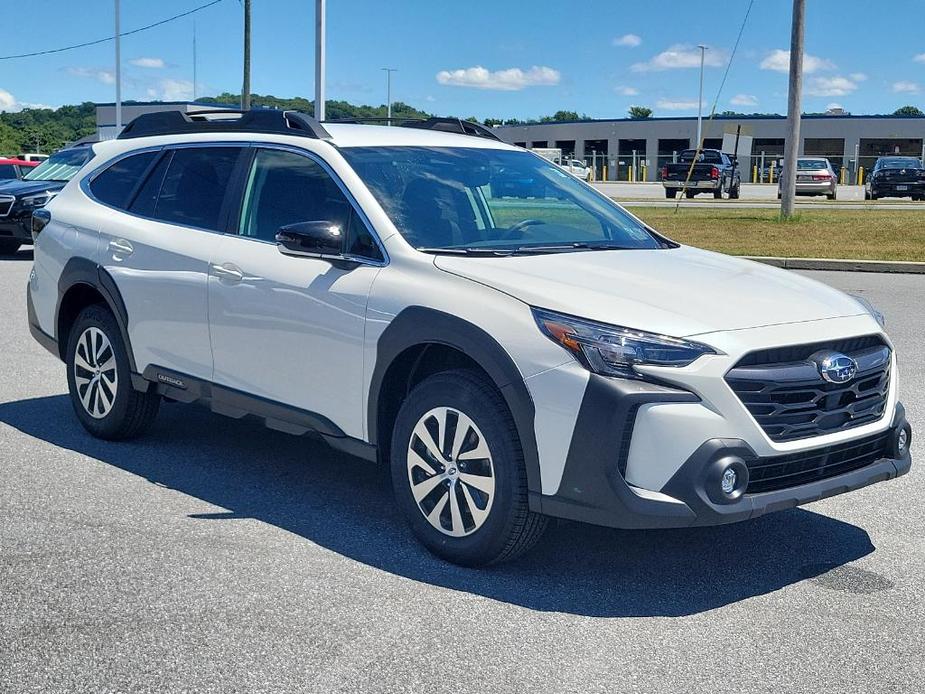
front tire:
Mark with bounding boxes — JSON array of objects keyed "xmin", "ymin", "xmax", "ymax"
[
  {"xmin": 390, "ymin": 370, "xmax": 547, "ymax": 566},
  {"xmin": 66, "ymin": 305, "xmax": 160, "ymax": 440}
]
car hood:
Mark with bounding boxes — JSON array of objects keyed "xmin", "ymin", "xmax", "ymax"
[
  {"xmin": 433, "ymin": 246, "xmax": 867, "ymax": 337},
  {"xmin": 0, "ymin": 179, "xmax": 66, "ymax": 197}
]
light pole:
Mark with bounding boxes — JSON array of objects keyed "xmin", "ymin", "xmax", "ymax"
[
  {"xmin": 115, "ymin": 0, "xmax": 122, "ymax": 132},
  {"xmin": 382, "ymin": 68, "xmax": 397, "ymax": 124},
  {"xmin": 315, "ymin": 0, "xmax": 326, "ymax": 121},
  {"xmin": 695, "ymin": 44, "xmax": 707, "ymax": 150},
  {"xmin": 242, "ymin": 0, "xmax": 251, "ymax": 110}
]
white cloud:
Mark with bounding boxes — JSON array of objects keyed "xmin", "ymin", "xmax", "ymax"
[
  {"xmin": 129, "ymin": 57, "xmax": 166, "ymax": 69},
  {"xmin": 893, "ymin": 80, "xmax": 921, "ymax": 94},
  {"xmin": 914, "ymin": 53, "xmax": 925, "ymax": 63},
  {"xmin": 631, "ymin": 44, "xmax": 726, "ymax": 72},
  {"xmin": 66, "ymin": 66, "xmax": 116, "ymax": 84},
  {"xmin": 760, "ymin": 49, "xmax": 835, "ymax": 74},
  {"xmin": 656, "ymin": 98, "xmax": 700, "ymax": 111},
  {"xmin": 616, "ymin": 85, "xmax": 639, "ymax": 96},
  {"xmin": 613, "ymin": 34, "xmax": 642, "ymax": 48},
  {"xmin": 730, "ymin": 93, "xmax": 758, "ymax": 106},
  {"xmin": 146, "ymin": 78, "xmax": 195, "ymax": 101},
  {"xmin": 805, "ymin": 75, "xmax": 860, "ymax": 97},
  {"xmin": 826, "ymin": 102, "xmax": 844, "ymax": 111},
  {"xmin": 849, "ymin": 72, "xmax": 868, "ymax": 82},
  {"xmin": 435, "ymin": 65, "xmax": 560, "ymax": 90},
  {"xmin": 0, "ymin": 88, "xmax": 53, "ymax": 112}
]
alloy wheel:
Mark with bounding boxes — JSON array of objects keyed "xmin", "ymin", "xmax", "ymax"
[
  {"xmin": 73, "ymin": 326, "xmax": 118, "ymax": 419},
  {"xmin": 406, "ymin": 406, "xmax": 496, "ymax": 537}
]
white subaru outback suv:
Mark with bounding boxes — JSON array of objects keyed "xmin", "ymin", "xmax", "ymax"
[{"xmin": 27, "ymin": 110, "xmax": 912, "ymax": 566}]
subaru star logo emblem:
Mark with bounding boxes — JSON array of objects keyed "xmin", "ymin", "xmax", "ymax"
[{"xmin": 816, "ymin": 352, "xmax": 858, "ymax": 384}]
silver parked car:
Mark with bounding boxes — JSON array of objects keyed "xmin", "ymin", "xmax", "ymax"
[{"xmin": 778, "ymin": 157, "xmax": 838, "ymax": 200}]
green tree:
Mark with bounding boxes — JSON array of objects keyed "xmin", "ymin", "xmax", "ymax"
[
  {"xmin": 893, "ymin": 105, "xmax": 924, "ymax": 116},
  {"xmin": 627, "ymin": 105, "xmax": 653, "ymax": 119}
]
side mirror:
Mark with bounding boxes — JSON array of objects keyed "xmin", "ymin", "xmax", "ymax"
[{"xmin": 275, "ymin": 220, "xmax": 345, "ymax": 259}]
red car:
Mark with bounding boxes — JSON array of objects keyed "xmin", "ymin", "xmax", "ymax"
[{"xmin": 0, "ymin": 157, "xmax": 38, "ymax": 181}]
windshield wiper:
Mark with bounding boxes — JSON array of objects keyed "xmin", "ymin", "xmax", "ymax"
[
  {"xmin": 512, "ymin": 242, "xmax": 635, "ymax": 253},
  {"xmin": 417, "ymin": 247, "xmax": 514, "ymax": 256}
]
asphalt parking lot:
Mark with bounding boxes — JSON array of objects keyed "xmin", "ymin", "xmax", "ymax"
[{"xmin": 1, "ymin": 248, "xmax": 923, "ymax": 693}]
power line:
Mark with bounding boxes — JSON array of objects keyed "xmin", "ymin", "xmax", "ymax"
[{"xmin": 0, "ymin": 0, "xmax": 225, "ymax": 61}]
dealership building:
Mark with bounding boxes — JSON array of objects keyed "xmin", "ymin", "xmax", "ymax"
[{"xmin": 495, "ymin": 113, "xmax": 925, "ymax": 183}]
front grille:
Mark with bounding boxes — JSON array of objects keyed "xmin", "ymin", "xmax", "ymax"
[
  {"xmin": 746, "ymin": 431, "xmax": 891, "ymax": 494},
  {"xmin": 0, "ymin": 196, "xmax": 14, "ymax": 216},
  {"xmin": 726, "ymin": 336, "xmax": 890, "ymax": 442}
]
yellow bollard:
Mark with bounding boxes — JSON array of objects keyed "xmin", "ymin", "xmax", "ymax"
[
  {"xmin": 858, "ymin": 167, "xmax": 864, "ymax": 185},
  {"xmin": 753, "ymin": 165, "xmax": 758, "ymax": 183},
  {"xmin": 839, "ymin": 167, "xmax": 846, "ymax": 185},
  {"xmin": 769, "ymin": 165, "xmax": 775, "ymax": 185},
  {"xmin": 642, "ymin": 165, "xmax": 647, "ymax": 181},
  {"xmin": 602, "ymin": 164, "xmax": 608, "ymax": 181}
]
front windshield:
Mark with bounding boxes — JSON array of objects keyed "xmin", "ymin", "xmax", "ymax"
[
  {"xmin": 341, "ymin": 147, "xmax": 662, "ymax": 253},
  {"xmin": 24, "ymin": 148, "xmax": 92, "ymax": 182}
]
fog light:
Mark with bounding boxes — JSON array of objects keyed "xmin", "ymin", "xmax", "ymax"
[
  {"xmin": 721, "ymin": 467, "xmax": 738, "ymax": 495},
  {"xmin": 897, "ymin": 428, "xmax": 909, "ymax": 455}
]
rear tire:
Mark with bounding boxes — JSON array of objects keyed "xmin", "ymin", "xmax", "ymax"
[
  {"xmin": 390, "ymin": 369, "xmax": 547, "ymax": 566},
  {"xmin": 827, "ymin": 192, "xmax": 836, "ymax": 201},
  {"xmin": 729, "ymin": 182, "xmax": 741, "ymax": 199},
  {"xmin": 0, "ymin": 240, "xmax": 21, "ymax": 255},
  {"xmin": 685, "ymin": 190, "xmax": 696, "ymax": 199},
  {"xmin": 66, "ymin": 304, "xmax": 160, "ymax": 440},
  {"xmin": 665, "ymin": 189, "xmax": 676, "ymax": 199}
]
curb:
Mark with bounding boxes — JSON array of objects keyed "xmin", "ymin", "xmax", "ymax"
[{"xmin": 744, "ymin": 256, "xmax": 925, "ymax": 274}]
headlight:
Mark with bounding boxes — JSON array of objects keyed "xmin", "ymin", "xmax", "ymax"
[
  {"xmin": 20, "ymin": 191, "xmax": 57, "ymax": 209},
  {"xmin": 533, "ymin": 307, "xmax": 717, "ymax": 379},
  {"xmin": 850, "ymin": 294, "xmax": 885, "ymax": 328}
]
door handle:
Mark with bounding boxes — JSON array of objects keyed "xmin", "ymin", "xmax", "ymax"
[
  {"xmin": 211, "ymin": 262, "xmax": 245, "ymax": 283},
  {"xmin": 108, "ymin": 238, "xmax": 134, "ymax": 256}
]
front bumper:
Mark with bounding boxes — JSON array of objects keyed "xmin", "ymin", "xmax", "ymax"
[
  {"xmin": 0, "ymin": 213, "xmax": 33, "ymax": 243},
  {"xmin": 534, "ymin": 372, "xmax": 912, "ymax": 530}
]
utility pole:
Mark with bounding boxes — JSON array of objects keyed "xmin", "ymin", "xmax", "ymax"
[
  {"xmin": 382, "ymin": 68, "xmax": 397, "ymax": 123},
  {"xmin": 696, "ymin": 45, "xmax": 707, "ymax": 149},
  {"xmin": 315, "ymin": 0, "xmax": 326, "ymax": 121},
  {"xmin": 781, "ymin": 0, "xmax": 805, "ymax": 218},
  {"xmin": 242, "ymin": 0, "xmax": 251, "ymax": 110},
  {"xmin": 192, "ymin": 22, "xmax": 198, "ymax": 102},
  {"xmin": 115, "ymin": 0, "xmax": 122, "ymax": 131}
]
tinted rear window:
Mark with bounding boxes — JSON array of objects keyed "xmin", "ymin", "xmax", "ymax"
[
  {"xmin": 151, "ymin": 147, "xmax": 241, "ymax": 230},
  {"xmin": 90, "ymin": 151, "xmax": 158, "ymax": 209},
  {"xmin": 0, "ymin": 164, "xmax": 17, "ymax": 179},
  {"xmin": 878, "ymin": 157, "xmax": 922, "ymax": 169}
]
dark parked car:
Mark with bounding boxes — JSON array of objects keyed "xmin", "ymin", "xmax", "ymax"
[
  {"xmin": 0, "ymin": 157, "xmax": 38, "ymax": 181},
  {"xmin": 0, "ymin": 145, "xmax": 94, "ymax": 255},
  {"xmin": 865, "ymin": 156, "xmax": 925, "ymax": 200},
  {"xmin": 661, "ymin": 149, "xmax": 740, "ymax": 199}
]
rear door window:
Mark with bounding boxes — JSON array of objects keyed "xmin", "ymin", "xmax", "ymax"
[
  {"xmin": 90, "ymin": 151, "xmax": 158, "ymax": 209},
  {"xmin": 0, "ymin": 164, "xmax": 17, "ymax": 179},
  {"xmin": 151, "ymin": 147, "xmax": 242, "ymax": 230}
]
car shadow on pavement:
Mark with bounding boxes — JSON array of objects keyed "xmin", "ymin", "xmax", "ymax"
[{"xmin": 0, "ymin": 394, "xmax": 877, "ymax": 618}]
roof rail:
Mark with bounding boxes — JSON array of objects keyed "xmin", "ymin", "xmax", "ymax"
[
  {"xmin": 117, "ymin": 109, "xmax": 331, "ymax": 140},
  {"xmin": 324, "ymin": 116, "xmax": 502, "ymax": 142}
]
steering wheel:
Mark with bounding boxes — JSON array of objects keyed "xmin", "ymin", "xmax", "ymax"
[{"xmin": 500, "ymin": 218, "xmax": 545, "ymax": 240}]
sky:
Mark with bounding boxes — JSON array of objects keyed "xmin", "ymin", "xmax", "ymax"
[{"xmin": 2, "ymin": 0, "xmax": 924, "ymax": 119}]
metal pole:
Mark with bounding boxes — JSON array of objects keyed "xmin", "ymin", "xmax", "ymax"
[
  {"xmin": 315, "ymin": 0, "xmax": 326, "ymax": 121},
  {"xmin": 382, "ymin": 68, "xmax": 397, "ymax": 124},
  {"xmin": 242, "ymin": 0, "xmax": 251, "ymax": 110},
  {"xmin": 115, "ymin": 0, "xmax": 122, "ymax": 131},
  {"xmin": 696, "ymin": 45, "xmax": 707, "ymax": 149},
  {"xmin": 781, "ymin": 0, "xmax": 805, "ymax": 218},
  {"xmin": 192, "ymin": 22, "xmax": 197, "ymax": 102}
]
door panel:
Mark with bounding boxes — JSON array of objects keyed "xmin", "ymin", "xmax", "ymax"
[
  {"xmin": 208, "ymin": 236, "xmax": 379, "ymax": 438},
  {"xmin": 208, "ymin": 147, "xmax": 384, "ymax": 439},
  {"xmin": 97, "ymin": 146, "xmax": 244, "ymax": 378}
]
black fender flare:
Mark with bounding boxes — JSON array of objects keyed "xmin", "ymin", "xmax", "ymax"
[
  {"xmin": 56, "ymin": 257, "xmax": 137, "ymax": 373},
  {"xmin": 368, "ymin": 307, "xmax": 541, "ymax": 497}
]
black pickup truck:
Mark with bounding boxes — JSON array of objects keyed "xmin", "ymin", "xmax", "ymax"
[{"xmin": 661, "ymin": 148, "xmax": 741, "ymax": 199}]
